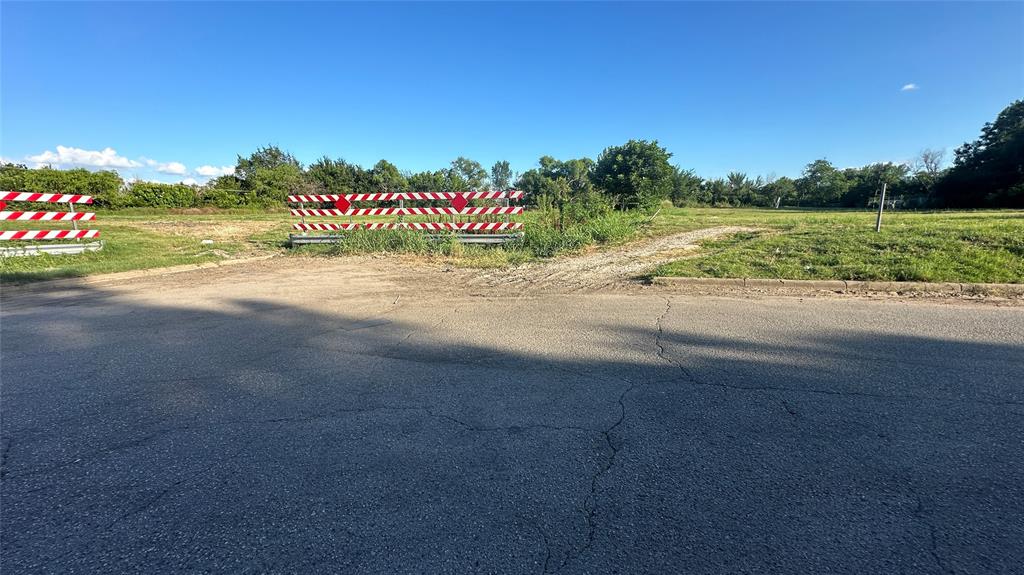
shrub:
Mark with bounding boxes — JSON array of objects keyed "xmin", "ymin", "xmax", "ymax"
[
  {"xmin": 124, "ymin": 182, "xmax": 199, "ymax": 208},
  {"xmin": 200, "ymin": 188, "xmax": 243, "ymax": 209},
  {"xmin": 0, "ymin": 164, "xmax": 124, "ymax": 207}
]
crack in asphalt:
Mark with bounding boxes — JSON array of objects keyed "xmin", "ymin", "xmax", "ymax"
[
  {"xmin": 36, "ymin": 388, "xmax": 603, "ymax": 565},
  {"xmin": 551, "ymin": 378, "xmax": 636, "ymax": 574},
  {"xmin": 265, "ymin": 400, "xmax": 601, "ymax": 436},
  {"xmin": 915, "ymin": 496, "xmax": 949, "ymax": 573},
  {"xmin": 552, "ymin": 375, "xmax": 643, "ymax": 570},
  {"xmin": 47, "ymin": 435, "xmax": 259, "ymax": 566},
  {"xmin": 389, "ymin": 309, "xmax": 449, "ymax": 358},
  {"xmin": 2, "ymin": 423, "xmax": 189, "ymax": 482},
  {"xmin": 532, "ymin": 521, "xmax": 553, "ymax": 575},
  {"xmin": 2, "ymin": 398, "xmax": 600, "ymax": 488},
  {"xmin": 0, "ymin": 437, "xmax": 12, "ymax": 479},
  {"xmin": 643, "ymin": 372, "xmax": 1024, "ymax": 409},
  {"xmin": 650, "ymin": 298, "xmax": 1023, "ymax": 410}
]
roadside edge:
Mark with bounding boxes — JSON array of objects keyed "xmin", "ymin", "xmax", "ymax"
[{"xmin": 651, "ymin": 276, "xmax": 1024, "ymax": 298}]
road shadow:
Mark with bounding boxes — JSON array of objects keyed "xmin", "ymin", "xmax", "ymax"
[{"xmin": 2, "ymin": 282, "xmax": 1023, "ymax": 574}]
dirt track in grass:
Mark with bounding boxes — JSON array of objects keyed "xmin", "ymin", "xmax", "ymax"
[{"xmin": 465, "ymin": 226, "xmax": 755, "ymax": 292}]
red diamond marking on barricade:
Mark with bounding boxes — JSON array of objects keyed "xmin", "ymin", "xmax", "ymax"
[
  {"xmin": 334, "ymin": 198, "xmax": 351, "ymax": 212},
  {"xmin": 451, "ymin": 193, "xmax": 468, "ymax": 211},
  {"xmin": 0, "ymin": 201, "xmax": 6, "ymax": 210}
]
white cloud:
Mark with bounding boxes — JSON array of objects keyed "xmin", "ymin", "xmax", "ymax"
[
  {"xmin": 26, "ymin": 145, "xmax": 142, "ymax": 169},
  {"xmin": 141, "ymin": 157, "xmax": 188, "ymax": 175},
  {"xmin": 195, "ymin": 165, "xmax": 235, "ymax": 177},
  {"xmin": 157, "ymin": 161, "xmax": 187, "ymax": 175},
  {"xmin": 180, "ymin": 177, "xmax": 199, "ymax": 186},
  {"xmin": 900, "ymin": 83, "xmax": 919, "ymax": 92}
]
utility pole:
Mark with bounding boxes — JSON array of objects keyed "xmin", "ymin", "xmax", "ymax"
[{"xmin": 875, "ymin": 183, "xmax": 887, "ymax": 232}]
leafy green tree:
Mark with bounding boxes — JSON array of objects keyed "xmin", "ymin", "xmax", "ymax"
[
  {"xmin": 207, "ymin": 173, "xmax": 242, "ymax": 190},
  {"xmin": 724, "ymin": 172, "xmax": 767, "ymax": 206},
  {"xmin": 514, "ymin": 155, "xmax": 607, "ymax": 223},
  {"xmin": 370, "ymin": 159, "xmax": 407, "ymax": 193},
  {"xmin": 234, "ymin": 145, "xmax": 304, "ymax": 203},
  {"xmin": 592, "ymin": 140, "xmax": 674, "ymax": 210},
  {"xmin": 796, "ymin": 159, "xmax": 849, "ymax": 206},
  {"xmin": 702, "ymin": 178, "xmax": 729, "ymax": 206},
  {"xmin": 936, "ymin": 99, "xmax": 1024, "ymax": 207},
  {"xmin": 514, "ymin": 168, "xmax": 559, "ymax": 204},
  {"xmin": 449, "ymin": 157, "xmax": 488, "ymax": 191},
  {"xmin": 539, "ymin": 156, "xmax": 593, "ymax": 188},
  {"xmin": 408, "ymin": 170, "xmax": 448, "ymax": 193},
  {"xmin": 669, "ymin": 168, "xmax": 704, "ymax": 206},
  {"xmin": 841, "ymin": 163, "xmax": 909, "ymax": 207},
  {"xmin": 235, "ymin": 145, "xmax": 300, "ymax": 181},
  {"xmin": 199, "ymin": 174, "xmax": 247, "ymax": 208},
  {"xmin": 306, "ymin": 157, "xmax": 368, "ymax": 194},
  {"xmin": 762, "ymin": 176, "xmax": 797, "ymax": 207},
  {"xmin": 490, "ymin": 161, "xmax": 513, "ymax": 191}
]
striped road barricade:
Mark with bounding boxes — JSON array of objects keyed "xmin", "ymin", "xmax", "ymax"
[
  {"xmin": 287, "ymin": 190, "xmax": 525, "ymax": 245},
  {"xmin": 0, "ymin": 192, "xmax": 103, "ymax": 257}
]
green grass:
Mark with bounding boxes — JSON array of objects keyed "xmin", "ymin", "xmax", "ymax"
[
  {"xmin": 291, "ymin": 209, "xmax": 646, "ymax": 267},
  {"xmin": 0, "ymin": 209, "xmax": 644, "ymax": 282},
  {"xmin": 0, "ymin": 212, "xmax": 288, "ymax": 283},
  {"xmin": 652, "ymin": 208, "xmax": 1024, "ymax": 283},
  {"xmin": 3, "ymin": 207, "xmax": 1021, "ymax": 284}
]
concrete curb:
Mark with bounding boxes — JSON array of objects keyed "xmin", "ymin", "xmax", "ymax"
[{"xmin": 651, "ymin": 276, "xmax": 1024, "ymax": 297}]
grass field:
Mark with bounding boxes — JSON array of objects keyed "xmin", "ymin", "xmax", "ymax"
[
  {"xmin": 651, "ymin": 209, "xmax": 1024, "ymax": 283},
  {"xmin": 1, "ymin": 207, "xmax": 1021, "ymax": 284},
  {"xmin": 0, "ymin": 210, "xmax": 290, "ymax": 282}
]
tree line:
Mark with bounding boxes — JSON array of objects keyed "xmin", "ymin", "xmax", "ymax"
[{"xmin": 2, "ymin": 99, "xmax": 1020, "ymax": 210}]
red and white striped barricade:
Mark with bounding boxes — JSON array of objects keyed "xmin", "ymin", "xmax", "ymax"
[
  {"xmin": 0, "ymin": 192, "xmax": 102, "ymax": 256},
  {"xmin": 287, "ymin": 190, "xmax": 525, "ymax": 245}
]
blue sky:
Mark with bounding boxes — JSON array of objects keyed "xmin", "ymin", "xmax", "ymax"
[{"xmin": 2, "ymin": 2, "xmax": 1021, "ymax": 184}]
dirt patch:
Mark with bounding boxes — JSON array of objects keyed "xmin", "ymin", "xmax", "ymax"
[
  {"xmin": 468, "ymin": 226, "xmax": 754, "ymax": 292},
  {"xmin": 128, "ymin": 219, "xmax": 283, "ymax": 243}
]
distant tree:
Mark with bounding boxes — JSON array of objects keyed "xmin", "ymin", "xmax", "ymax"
[
  {"xmin": 514, "ymin": 168, "xmax": 559, "ymax": 204},
  {"xmin": 935, "ymin": 100, "xmax": 1024, "ymax": 207},
  {"xmin": 490, "ymin": 160, "xmax": 513, "ymax": 191},
  {"xmin": 449, "ymin": 157, "xmax": 488, "ymax": 191},
  {"xmin": 914, "ymin": 148, "xmax": 945, "ymax": 180},
  {"xmin": 235, "ymin": 145, "xmax": 300, "ymax": 181},
  {"xmin": 841, "ymin": 163, "xmax": 909, "ymax": 207},
  {"xmin": 307, "ymin": 157, "xmax": 367, "ymax": 194},
  {"xmin": 796, "ymin": 159, "xmax": 849, "ymax": 206},
  {"xmin": 725, "ymin": 172, "xmax": 759, "ymax": 206},
  {"xmin": 702, "ymin": 178, "xmax": 729, "ymax": 206},
  {"xmin": 234, "ymin": 145, "xmax": 304, "ymax": 202},
  {"xmin": 207, "ymin": 173, "xmax": 242, "ymax": 190},
  {"xmin": 408, "ymin": 170, "xmax": 449, "ymax": 193},
  {"xmin": 669, "ymin": 168, "xmax": 704, "ymax": 206},
  {"xmin": 443, "ymin": 170, "xmax": 470, "ymax": 193},
  {"xmin": 370, "ymin": 159, "xmax": 407, "ymax": 193},
  {"xmin": 592, "ymin": 140, "xmax": 674, "ymax": 210},
  {"xmin": 515, "ymin": 156, "xmax": 593, "ymax": 203},
  {"xmin": 540, "ymin": 156, "xmax": 594, "ymax": 192},
  {"xmin": 762, "ymin": 176, "xmax": 797, "ymax": 207}
]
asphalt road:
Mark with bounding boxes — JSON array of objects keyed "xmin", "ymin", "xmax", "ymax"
[{"xmin": 2, "ymin": 259, "xmax": 1023, "ymax": 573}]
